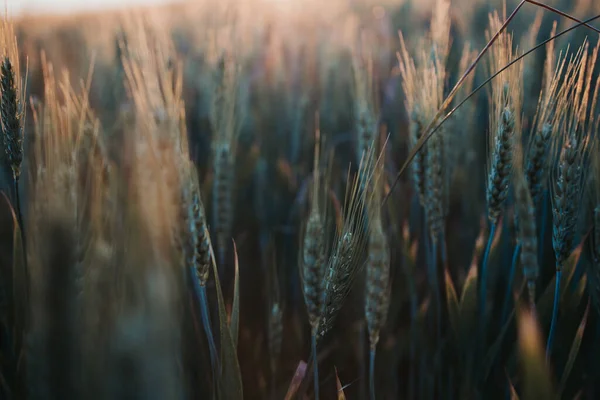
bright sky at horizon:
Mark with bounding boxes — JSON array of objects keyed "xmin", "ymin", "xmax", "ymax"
[{"xmin": 6, "ymin": 0, "xmax": 177, "ymax": 16}]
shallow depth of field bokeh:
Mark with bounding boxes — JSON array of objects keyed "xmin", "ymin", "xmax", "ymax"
[{"xmin": 1, "ymin": 0, "xmax": 600, "ymax": 399}]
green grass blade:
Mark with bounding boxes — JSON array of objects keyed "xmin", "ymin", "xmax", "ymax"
[
  {"xmin": 484, "ymin": 303, "xmax": 518, "ymax": 381},
  {"xmin": 507, "ymin": 372, "xmax": 520, "ymax": 400},
  {"xmin": 209, "ymin": 238, "xmax": 243, "ymax": 399},
  {"xmin": 558, "ymin": 301, "xmax": 589, "ymax": 397},
  {"xmin": 284, "ymin": 361, "xmax": 307, "ymax": 400},
  {"xmin": 335, "ymin": 367, "xmax": 347, "ymax": 400},
  {"xmin": 517, "ymin": 306, "xmax": 556, "ymax": 400},
  {"xmin": 444, "ymin": 267, "xmax": 459, "ymax": 339},
  {"xmin": 459, "ymin": 258, "xmax": 478, "ymax": 354},
  {"xmin": 2, "ymin": 192, "xmax": 27, "ymax": 360},
  {"xmin": 536, "ymin": 243, "xmax": 584, "ymax": 324}
]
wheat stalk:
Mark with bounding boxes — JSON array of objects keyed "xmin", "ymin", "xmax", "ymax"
[
  {"xmin": 548, "ymin": 39, "xmax": 599, "ymax": 357},
  {"xmin": 318, "ymin": 142, "xmax": 381, "ymax": 339},
  {"xmin": 210, "ymin": 52, "xmax": 245, "ymax": 268},
  {"xmin": 364, "ymin": 153, "xmax": 390, "ymax": 400},
  {"xmin": 480, "ymin": 10, "xmax": 523, "ymax": 326}
]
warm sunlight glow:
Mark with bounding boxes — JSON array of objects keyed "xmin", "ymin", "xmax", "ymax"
[{"xmin": 8, "ymin": 0, "xmax": 179, "ymax": 15}]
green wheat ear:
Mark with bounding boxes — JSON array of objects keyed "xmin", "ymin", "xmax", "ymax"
[{"xmin": 1, "ymin": 56, "xmax": 22, "ymax": 181}]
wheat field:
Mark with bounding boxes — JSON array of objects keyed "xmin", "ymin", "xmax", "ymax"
[{"xmin": 0, "ymin": 0, "xmax": 600, "ymax": 399}]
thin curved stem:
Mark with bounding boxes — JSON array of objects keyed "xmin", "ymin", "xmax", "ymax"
[
  {"xmin": 525, "ymin": 0, "xmax": 600, "ymax": 34},
  {"xmin": 502, "ymin": 242, "xmax": 521, "ymax": 325},
  {"xmin": 14, "ymin": 177, "xmax": 25, "ymax": 248},
  {"xmin": 13, "ymin": 176, "xmax": 29, "ymax": 318},
  {"xmin": 312, "ymin": 331, "xmax": 319, "ymax": 400},
  {"xmin": 369, "ymin": 347, "xmax": 377, "ymax": 400},
  {"xmin": 360, "ymin": 324, "xmax": 367, "ymax": 399},
  {"xmin": 404, "ymin": 247, "xmax": 418, "ymax": 400},
  {"xmin": 440, "ymin": 232, "xmax": 448, "ymax": 270},
  {"xmin": 528, "ymin": 282, "xmax": 537, "ymax": 313},
  {"xmin": 193, "ymin": 276, "xmax": 219, "ymax": 378},
  {"xmin": 480, "ymin": 224, "xmax": 497, "ymax": 322},
  {"xmin": 546, "ymin": 268, "xmax": 561, "ymax": 360},
  {"xmin": 431, "ymin": 238, "xmax": 441, "ymax": 340},
  {"xmin": 538, "ymin": 192, "xmax": 548, "ymax": 264}
]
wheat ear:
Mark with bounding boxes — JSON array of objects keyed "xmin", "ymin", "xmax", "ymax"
[
  {"xmin": 364, "ymin": 152, "xmax": 390, "ymax": 400},
  {"xmin": 481, "ymin": 10, "xmax": 522, "ymax": 327},
  {"xmin": 180, "ymin": 165, "xmax": 219, "ymax": 379},
  {"xmin": 210, "ymin": 53, "xmax": 245, "ymax": 269},
  {"xmin": 548, "ymin": 39, "xmax": 599, "ymax": 358},
  {"xmin": 298, "ymin": 117, "xmax": 331, "ymax": 400},
  {"xmin": 587, "ymin": 135, "xmax": 600, "ymax": 317}
]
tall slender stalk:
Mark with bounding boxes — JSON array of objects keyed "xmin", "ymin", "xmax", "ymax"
[
  {"xmin": 431, "ymin": 239, "xmax": 440, "ymax": 340},
  {"xmin": 480, "ymin": 224, "xmax": 496, "ymax": 323},
  {"xmin": 13, "ymin": 175, "xmax": 27, "ymax": 289},
  {"xmin": 311, "ymin": 331, "xmax": 319, "ymax": 400},
  {"xmin": 502, "ymin": 242, "xmax": 520, "ymax": 325},
  {"xmin": 195, "ymin": 279, "xmax": 218, "ymax": 375},
  {"xmin": 546, "ymin": 269, "xmax": 561, "ymax": 358},
  {"xmin": 369, "ymin": 346, "xmax": 376, "ymax": 400}
]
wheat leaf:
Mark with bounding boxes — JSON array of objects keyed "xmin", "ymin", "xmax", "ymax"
[
  {"xmin": 517, "ymin": 306, "xmax": 556, "ymax": 400},
  {"xmin": 507, "ymin": 372, "xmax": 520, "ymax": 400},
  {"xmin": 210, "ymin": 239, "xmax": 243, "ymax": 399},
  {"xmin": 284, "ymin": 361, "xmax": 307, "ymax": 400},
  {"xmin": 230, "ymin": 239, "xmax": 240, "ymax": 348},
  {"xmin": 459, "ymin": 259, "xmax": 478, "ymax": 352},
  {"xmin": 558, "ymin": 301, "xmax": 589, "ymax": 397},
  {"xmin": 444, "ymin": 267, "xmax": 459, "ymax": 338},
  {"xmin": 335, "ymin": 367, "xmax": 346, "ymax": 400},
  {"xmin": 484, "ymin": 304, "xmax": 518, "ymax": 380},
  {"xmin": 1, "ymin": 191, "xmax": 27, "ymax": 358},
  {"xmin": 537, "ymin": 243, "xmax": 584, "ymax": 324}
]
